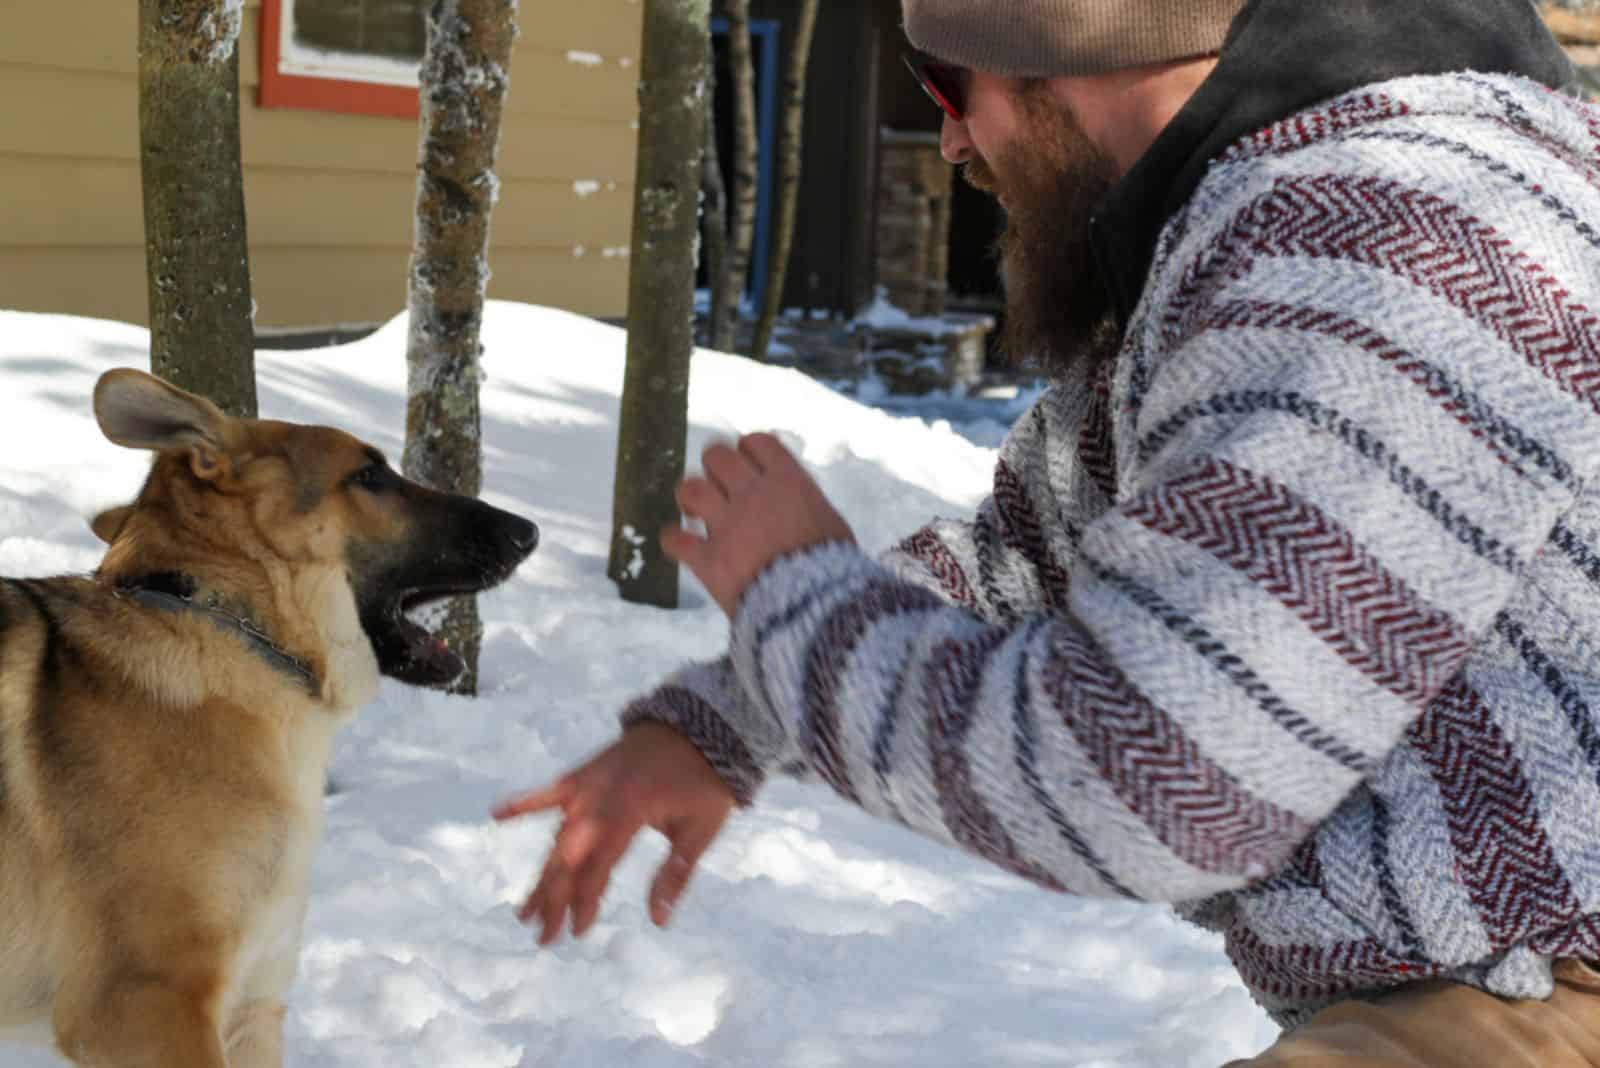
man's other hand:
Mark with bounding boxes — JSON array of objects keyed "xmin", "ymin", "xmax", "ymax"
[
  {"xmin": 663, "ymin": 432, "xmax": 855, "ymax": 618},
  {"xmin": 493, "ymin": 723, "xmax": 736, "ymax": 945}
]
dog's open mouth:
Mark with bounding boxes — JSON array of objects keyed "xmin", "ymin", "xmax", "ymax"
[
  {"xmin": 349, "ymin": 502, "xmax": 536, "ymax": 691},
  {"xmin": 365, "ymin": 585, "xmax": 478, "ymax": 687}
]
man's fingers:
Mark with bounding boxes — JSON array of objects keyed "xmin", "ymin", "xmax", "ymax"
[
  {"xmin": 553, "ymin": 816, "xmax": 606, "ymax": 867},
  {"xmin": 516, "ymin": 819, "xmax": 596, "ymax": 937},
  {"xmin": 534, "ymin": 859, "xmax": 575, "ymax": 946},
  {"xmin": 569, "ymin": 868, "xmax": 611, "ymax": 939},
  {"xmin": 702, "ymin": 441, "xmax": 761, "ymax": 496},
  {"xmin": 570, "ymin": 832, "xmax": 633, "ymax": 937},
  {"xmin": 737, "ymin": 432, "xmax": 797, "ymax": 475},
  {"xmin": 649, "ymin": 853, "xmax": 693, "ymax": 927},
  {"xmin": 648, "ymin": 820, "xmax": 720, "ymax": 927},
  {"xmin": 660, "ymin": 523, "xmax": 709, "ymax": 571},
  {"xmin": 518, "ymin": 856, "xmax": 553, "ymax": 924},
  {"xmin": 492, "ymin": 777, "xmax": 575, "ymax": 821},
  {"xmin": 676, "ymin": 476, "xmax": 725, "ymax": 524},
  {"xmin": 522, "ymin": 812, "xmax": 643, "ymax": 944}
]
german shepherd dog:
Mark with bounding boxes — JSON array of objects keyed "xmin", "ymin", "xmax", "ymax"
[{"xmin": 0, "ymin": 369, "xmax": 537, "ymax": 1066}]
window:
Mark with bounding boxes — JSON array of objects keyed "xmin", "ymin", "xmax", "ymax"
[
  {"xmin": 295, "ymin": 0, "xmax": 425, "ymax": 60},
  {"xmin": 259, "ymin": 0, "xmax": 424, "ymax": 118}
]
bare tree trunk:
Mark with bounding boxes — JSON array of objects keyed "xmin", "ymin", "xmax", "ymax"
[
  {"xmin": 708, "ymin": 0, "xmax": 756, "ymax": 354},
  {"xmin": 608, "ymin": 0, "xmax": 711, "ymax": 608},
  {"xmin": 700, "ymin": 36, "xmax": 727, "ymax": 346},
  {"xmin": 403, "ymin": 0, "xmax": 516, "ymax": 695},
  {"xmin": 750, "ymin": 0, "xmax": 819, "ymax": 363},
  {"xmin": 139, "ymin": 0, "xmax": 257, "ymax": 418}
]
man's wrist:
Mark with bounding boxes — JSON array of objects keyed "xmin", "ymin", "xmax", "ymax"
[{"xmin": 620, "ymin": 687, "xmax": 767, "ymax": 806}]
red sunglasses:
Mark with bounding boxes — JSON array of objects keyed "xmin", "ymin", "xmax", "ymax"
[{"xmin": 903, "ymin": 53, "xmax": 968, "ymax": 123}]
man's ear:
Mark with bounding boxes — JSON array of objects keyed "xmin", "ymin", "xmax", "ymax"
[
  {"xmin": 90, "ymin": 505, "xmax": 134, "ymax": 545},
  {"xmin": 94, "ymin": 368, "xmax": 233, "ymax": 484}
]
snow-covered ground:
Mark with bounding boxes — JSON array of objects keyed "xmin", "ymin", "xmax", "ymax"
[{"xmin": 0, "ymin": 303, "xmax": 1279, "ymax": 1067}]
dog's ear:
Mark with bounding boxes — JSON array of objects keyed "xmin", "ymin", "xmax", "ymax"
[
  {"xmin": 89, "ymin": 505, "xmax": 133, "ymax": 545},
  {"xmin": 93, "ymin": 369, "xmax": 232, "ymax": 483}
]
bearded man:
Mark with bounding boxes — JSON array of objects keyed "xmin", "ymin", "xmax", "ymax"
[{"xmin": 498, "ymin": 1, "xmax": 1600, "ymax": 1061}]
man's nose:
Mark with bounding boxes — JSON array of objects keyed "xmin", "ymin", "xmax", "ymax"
[{"xmin": 940, "ymin": 112, "xmax": 973, "ymax": 165}]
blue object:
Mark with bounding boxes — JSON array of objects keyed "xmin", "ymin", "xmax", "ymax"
[{"xmin": 709, "ymin": 16, "xmax": 780, "ymax": 311}]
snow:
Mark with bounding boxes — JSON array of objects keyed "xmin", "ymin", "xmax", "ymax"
[
  {"xmin": 199, "ymin": 0, "xmax": 246, "ymax": 65},
  {"xmin": 846, "ymin": 377, "xmax": 1048, "ymax": 451},
  {"xmin": 619, "ymin": 525, "xmax": 647, "ymax": 581},
  {"xmin": 0, "ymin": 303, "xmax": 1279, "ymax": 1067},
  {"xmin": 854, "ymin": 286, "xmax": 970, "ymax": 338}
]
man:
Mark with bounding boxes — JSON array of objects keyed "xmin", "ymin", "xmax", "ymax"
[{"xmin": 498, "ymin": 0, "xmax": 1600, "ymax": 1061}]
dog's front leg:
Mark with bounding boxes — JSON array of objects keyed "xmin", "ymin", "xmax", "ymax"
[
  {"xmin": 224, "ymin": 999, "xmax": 286, "ymax": 1068},
  {"xmin": 54, "ymin": 975, "xmax": 229, "ymax": 1068}
]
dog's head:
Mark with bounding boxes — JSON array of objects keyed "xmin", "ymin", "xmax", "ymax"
[{"xmin": 90, "ymin": 368, "xmax": 538, "ymax": 691}]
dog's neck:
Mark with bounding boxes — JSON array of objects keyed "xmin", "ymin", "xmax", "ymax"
[{"xmin": 110, "ymin": 571, "xmax": 320, "ymax": 697}]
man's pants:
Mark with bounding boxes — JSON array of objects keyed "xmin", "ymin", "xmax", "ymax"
[{"xmin": 1226, "ymin": 960, "xmax": 1600, "ymax": 1066}]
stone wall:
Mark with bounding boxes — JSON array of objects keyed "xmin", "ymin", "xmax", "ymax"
[{"xmin": 875, "ymin": 129, "xmax": 953, "ymax": 317}]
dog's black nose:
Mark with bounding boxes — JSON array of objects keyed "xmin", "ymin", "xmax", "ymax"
[{"xmin": 507, "ymin": 516, "xmax": 539, "ymax": 556}]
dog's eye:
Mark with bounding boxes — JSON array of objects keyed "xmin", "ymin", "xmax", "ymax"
[{"xmin": 348, "ymin": 463, "xmax": 390, "ymax": 492}]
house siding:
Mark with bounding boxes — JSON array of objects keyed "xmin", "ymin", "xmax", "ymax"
[{"xmin": 0, "ymin": 0, "xmax": 642, "ymax": 329}]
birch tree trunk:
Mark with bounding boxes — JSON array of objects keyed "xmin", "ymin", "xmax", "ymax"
[
  {"xmin": 608, "ymin": 0, "xmax": 710, "ymax": 608},
  {"xmin": 708, "ymin": 0, "xmax": 756, "ymax": 353},
  {"xmin": 750, "ymin": 0, "xmax": 819, "ymax": 363},
  {"xmin": 139, "ymin": 0, "xmax": 257, "ymax": 418},
  {"xmin": 403, "ymin": 0, "xmax": 516, "ymax": 695},
  {"xmin": 700, "ymin": 36, "xmax": 728, "ymax": 346}
]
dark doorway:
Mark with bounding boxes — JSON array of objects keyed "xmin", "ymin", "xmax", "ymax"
[
  {"xmin": 699, "ymin": 17, "xmax": 780, "ymax": 310},
  {"xmin": 946, "ymin": 171, "xmax": 1003, "ymax": 301}
]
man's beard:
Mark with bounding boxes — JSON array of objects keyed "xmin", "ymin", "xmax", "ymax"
[{"xmin": 963, "ymin": 89, "xmax": 1121, "ymax": 377}]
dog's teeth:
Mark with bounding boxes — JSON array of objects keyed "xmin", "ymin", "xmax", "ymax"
[{"xmin": 404, "ymin": 599, "xmax": 450, "ymax": 631}]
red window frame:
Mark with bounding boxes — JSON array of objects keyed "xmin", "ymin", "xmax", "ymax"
[{"xmin": 258, "ymin": 0, "xmax": 420, "ymax": 119}]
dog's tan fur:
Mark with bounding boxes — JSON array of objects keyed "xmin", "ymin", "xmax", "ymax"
[{"xmin": 0, "ymin": 369, "xmax": 534, "ymax": 1066}]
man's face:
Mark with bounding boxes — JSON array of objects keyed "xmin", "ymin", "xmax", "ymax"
[{"xmin": 957, "ymin": 82, "xmax": 1121, "ymax": 375}]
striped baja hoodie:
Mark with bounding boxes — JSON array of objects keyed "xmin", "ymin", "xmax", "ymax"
[{"xmin": 625, "ymin": 72, "xmax": 1600, "ymax": 1031}]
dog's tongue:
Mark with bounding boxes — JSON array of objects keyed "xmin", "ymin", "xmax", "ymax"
[
  {"xmin": 395, "ymin": 601, "xmax": 467, "ymax": 684},
  {"xmin": 418, "ymin": 632, "xmax": 463, "ymax": 679}
]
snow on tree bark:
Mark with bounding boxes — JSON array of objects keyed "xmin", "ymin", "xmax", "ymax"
[
  {"xmin": 608, "ymin": 0, "xmax": 711, "ymax": 608},
  {"xmin": 751, "ymin": 0, "xmax": 819, "ymax": 364},
  {"xmin": 403, "ymin": 0, "xmax": 516, "ymax": 695},
  {"xmin": 139, "ymin": 0, "xmax": 257, "ymax": 418},
  {"xmin": 709, "ymin": 0, "xmax": 757, "ymax": 354}
]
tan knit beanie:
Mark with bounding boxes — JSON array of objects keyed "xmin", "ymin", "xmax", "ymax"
[{"xmin": 903, "ymin": 0, "xmax": 1245, "ymax": 78}]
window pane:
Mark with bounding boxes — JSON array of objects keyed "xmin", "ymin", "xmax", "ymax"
[{"xmin": 294, "ymin": 0, "xmax": 426, "ymax": 61}]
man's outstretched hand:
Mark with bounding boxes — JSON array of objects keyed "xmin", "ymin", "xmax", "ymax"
[
  {"xmin": 493, "ymin": 723, "xmax": 736, "ymax": 945},
  {"xmin": 495, "ymin": 434, "xmax": 843, "ymax": 943},
  {"xmin": 663, "ymin": 432, "xmax": 854, "ymax": 618}
]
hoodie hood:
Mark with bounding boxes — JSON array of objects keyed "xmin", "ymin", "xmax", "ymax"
[{"xmin": 1090, "ymin": 0, "xmax": 1576, "ymax": 328}]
